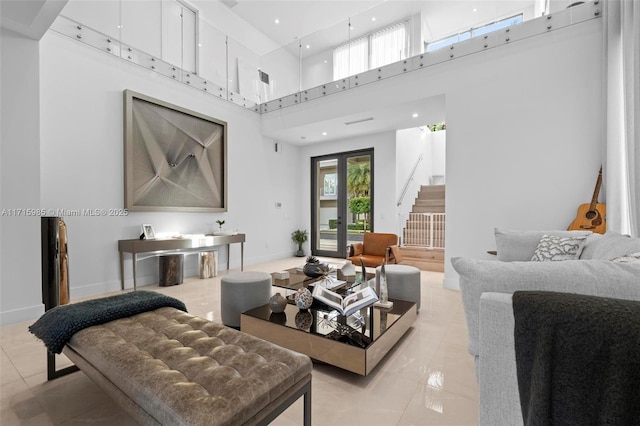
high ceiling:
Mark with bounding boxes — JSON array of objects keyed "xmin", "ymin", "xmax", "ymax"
[
  {"xmin": 1, "ymin": 0, "xmax": 576, "ymax": 145},
  {"xmin": 221, "ymin": 0, "xmax": 546, "ymax": 56},
  {"xmin": 221, "ymin": 0, "xmax": 547, "ymax": 145}
]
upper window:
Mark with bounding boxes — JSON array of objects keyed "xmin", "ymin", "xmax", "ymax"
[
  {"xmin": 426, "ymin": 14, "xmax": 523, "ymax": 53},
  {"xmin": 333, "ymin": 22, "xmax": 407, "ymax": 80}
]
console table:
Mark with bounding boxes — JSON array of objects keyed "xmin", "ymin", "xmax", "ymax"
[{"xmin": 118, "ymin": 234, "xmax": 245, "ymax": 290}]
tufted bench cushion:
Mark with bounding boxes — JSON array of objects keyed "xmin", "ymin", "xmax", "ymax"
[{"xmin": 63, "ymin": 307, "xmax": 312, "ymax": 425}]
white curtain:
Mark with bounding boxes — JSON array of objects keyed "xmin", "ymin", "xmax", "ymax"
[
  {"xmin": 370, "ymin": 23, "xmax": 407, "ymax": 68},
  {"xmin": 333, "ymin": 37, "xmax": 368, "ymax": 80},
  {"xmin": 605, "ymin": 0, "xmax": 640, "ymax": 236}
]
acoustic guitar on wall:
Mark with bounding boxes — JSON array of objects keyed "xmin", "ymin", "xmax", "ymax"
[{"xmin": 568, "ymin": 166, "xmax": 606, "ymax": 234}]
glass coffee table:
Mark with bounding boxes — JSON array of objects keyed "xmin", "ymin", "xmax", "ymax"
[{"xmin": 240, "ymin": 296, "xmax": 417, "ymax": 376}]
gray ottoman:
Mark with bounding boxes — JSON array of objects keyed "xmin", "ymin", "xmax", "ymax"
[
  {"xmin": 376, "ymin": 264, "xmax": 421, "ymax": 312},
  {"xmin": 221, "ymin": 271, "xmax": 272, "ymax": 327}
]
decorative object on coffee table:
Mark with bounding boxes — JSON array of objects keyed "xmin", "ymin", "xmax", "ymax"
[
  {"xmin": 339, "ymin": 260, "xmax": 356, "ymax": 280},
  {"xmin": 294, "ymin": 288, "xmax": 313, "ymax": 309},
  {"xmin": 303, "ymin": 256, "xmax": 330, "ymax": 278},
  {"xmin": 374, "ymin": 261, "xmax": 393, "ymax": 309},
  {"xmin": 269, "ymin": 293, "xmax": 287, "ymax": 313}
]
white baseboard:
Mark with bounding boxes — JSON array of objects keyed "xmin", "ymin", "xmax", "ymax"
[{"xmin": 0, "ymin": 303, "xmax": 45, "ymax": 326}]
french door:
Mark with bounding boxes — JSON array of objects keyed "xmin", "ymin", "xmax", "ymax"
[{"xmin": 311, "ymin": 149, "xmax": 374, "ymax": 258}]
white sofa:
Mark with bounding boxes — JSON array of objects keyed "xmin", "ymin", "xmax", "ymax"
[{"xmin": 452, "ymin": 230, "xmax": 640, "ymax": 426}]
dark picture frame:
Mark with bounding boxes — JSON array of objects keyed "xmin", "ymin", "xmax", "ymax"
[{"xmin": 123, "ymin": 90, "xmax": 227, "ymax": 212}]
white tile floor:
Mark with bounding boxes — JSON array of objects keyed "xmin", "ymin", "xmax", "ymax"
[{"xmin": 1, "ymin": 257, "xmax": 478, "ymax": 425}]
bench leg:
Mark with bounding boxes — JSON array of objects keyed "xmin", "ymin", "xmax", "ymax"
[
  {"xmin": 303, "ymin": 381, "xmax": 312, "ymax": 426},
  {"xmin": 47, "ymin": 351, "xmax": 79, "ymax": 380}
]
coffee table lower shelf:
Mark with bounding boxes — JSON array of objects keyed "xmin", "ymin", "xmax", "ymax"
[{"xmin": 241, "ymin": 299, "xmax": 416, "ymax": 376}]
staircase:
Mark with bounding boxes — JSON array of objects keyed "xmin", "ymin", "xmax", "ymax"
[{"xmin": 398, "ymin": 185, "xmax": 445, "ymax": 272}]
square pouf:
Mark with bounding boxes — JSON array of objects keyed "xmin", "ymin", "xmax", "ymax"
[
  {"xmin": 376, "ymin": 264, "xmax": 421, "ymax": 312},
  {"xmin": 221, "ymin": 271, "xmax": 272, "ymax": 328}
]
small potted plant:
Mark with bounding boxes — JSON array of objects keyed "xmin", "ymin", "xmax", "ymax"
[
  {"xmin": 291, "ymin": 229, "xmax": 308, "ymax": 257},
  {"xmin": 216, "ymin": 220, "xmax": 225, "ymax": 233}
]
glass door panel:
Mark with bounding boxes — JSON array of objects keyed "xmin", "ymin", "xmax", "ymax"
[
  {"xmin": 312, "ymin": 149, "xmax": 373, "ymax": 259},
  {"xmin": 346, "ymin": 153, "xmax": 372, "ymax": 249},
  {"xmin": 315, "ymin": 158, "xmax": 339, "ymax": 254}
]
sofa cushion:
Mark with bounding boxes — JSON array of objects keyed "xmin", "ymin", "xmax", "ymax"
[
  {"xmin": 530, "ymin": 234, "xmax": 587, "ymax": 261},
  {"xmin": 590, "ymin": 231, "xmax": 640, "ymax": 260},
  {"xmin": 452, "ymin": 257, "xmax": 640, "ymax": 357},
  {"xmin": 579, "ymin": 233, "xmax": 604, "ymax": 259},
  {"xmin": 494, "ymin": 228, "xmax": 592, "ymax": 262}
]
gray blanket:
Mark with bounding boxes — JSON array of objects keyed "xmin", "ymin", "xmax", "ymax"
[
  {"xmin": 29, "ymin": 290, "xmax": 187, "ymax": 354},
  {"xmin": 513, "ymin": 291, "xmax": 640, "ymax": 426}
]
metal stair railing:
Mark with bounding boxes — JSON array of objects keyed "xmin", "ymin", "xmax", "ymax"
[{"xmin": 397, "ymin": 154, "xmax": 423, "ymax": 207}]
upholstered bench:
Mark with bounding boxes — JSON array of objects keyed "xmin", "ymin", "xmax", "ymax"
[{"xmin": 30, "ymin": 292, "xmax": 312, "ymax": 426}]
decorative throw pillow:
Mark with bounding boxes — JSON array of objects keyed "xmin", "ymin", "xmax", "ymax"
[
  {"xmin": 610, "ymin": 252, "xmax": 640, "ymax": 264},
  {"xmin": 531, "ymin": 234, "xmax": 587, "ymax": 261}
]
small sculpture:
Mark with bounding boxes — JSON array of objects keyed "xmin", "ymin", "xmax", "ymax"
[
  {"xmin": 269, "ymin": 293, "xmax": 287, "ymax": 313},
  {"xmin": 294, "ymin": 288, "xmax": 313, "ymax": 309},
  {"xmin": 302, "ymin": 256, "xmax": 330, "ymax": 278}
]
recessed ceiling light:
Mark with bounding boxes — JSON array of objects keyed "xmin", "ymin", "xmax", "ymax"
[
  {"xmin": 473, "ymin": 8, "xmax": 478, "ymax": 12},
  {"xmin": 322, "ymin": 132, "xmax": 327, "ymax": 136},
  {"xmin": 275, "ymin": 18, "xmax": 280, "ymax": 24},
  {"xmin": 198, "ymin": 43, "xmax": 203, "ymax": 47},
  {"xmin": 349, "ymin": 25, "xmax": 354, "ymax": 30},
  {"xmin": 324, "ymin": 60, "xmax": 328, "ymax": 63},
  {"xmin": 412, "ymin": 113, "xmax": 419, "ymax": 118},
  {"xmin": 306, "ymin": 44, "xmax": 310, "ymax": 49},
  {"xmin": 371, "ymin": 17, "xmax": 376, "ymax": 22}
]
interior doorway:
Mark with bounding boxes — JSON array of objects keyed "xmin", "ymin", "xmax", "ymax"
[{"xmin": 311, "ymin": 149, "xmax": 374, "ymax": 258}]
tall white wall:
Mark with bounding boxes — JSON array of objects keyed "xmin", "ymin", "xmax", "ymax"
[
  {"xmin": 0, "ymin": 28, "xmax": 302, "ymax": 324},
  {"xmin": 395, "ymin": 127, "xmax": 430, "ymax": 221},
  {"xmin": 0, "ymin": 29, "xmax": 43, "ymax": 324},
  {"xmin": 263, "ymin": 18, "xmax": 604, "ymax": 289}
]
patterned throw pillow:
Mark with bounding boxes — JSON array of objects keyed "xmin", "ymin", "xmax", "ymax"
[
  {"xmin": 531, "ymin": 234, "xmax": 587, "ymax": 261},
  {"xmin": 610, "ymin": 252, "xmax": 640, "ymax": 263}
]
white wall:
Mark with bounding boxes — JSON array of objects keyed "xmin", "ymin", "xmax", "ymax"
[
  {"xmin": 0, "ymin": 29, "xmax": 44, "ymax": 324},
  {"xmin": 431, "ymin": 129, "xmax": 446, "ymax": 179},
  {"xmin": 0, "ymin": 28, "xmax": 303, "ymax": 324},
  {"xmin": 263, "ymin": 18, "xmax": 604, "ymax": 289},
  {"xmin": 395, "ymin": 127, "xmax": 430, "ymax": 221}
]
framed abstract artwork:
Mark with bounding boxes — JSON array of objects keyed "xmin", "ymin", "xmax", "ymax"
[{"xmin": 123, "ymin": 90, "xmax": 227, "ymax": 212}]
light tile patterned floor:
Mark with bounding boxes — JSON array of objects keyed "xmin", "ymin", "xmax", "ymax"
[{"xmin": 1, "ymin": 257, "xmax": 478, "ymax": 425}]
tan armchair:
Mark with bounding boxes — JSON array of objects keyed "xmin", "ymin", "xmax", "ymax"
[{"xmin": 347, "ymin": 232, "xmax": 398, "ymax": 267}]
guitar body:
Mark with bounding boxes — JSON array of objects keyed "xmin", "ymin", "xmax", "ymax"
[
  {"xmin": 568, "ymin": 202, "xmax": 606, "ymax": 234},
  {"xmin": 568, "ymin": 167, "xmax": 606, "ymax": 234}
]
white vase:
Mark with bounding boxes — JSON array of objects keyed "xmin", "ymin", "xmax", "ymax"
[{"xmin": 341, "ymin": 260, "xmax": 355, "ymax": 277}]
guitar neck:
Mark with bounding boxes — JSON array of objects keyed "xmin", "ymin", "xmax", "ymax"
[{"xmin": 589, "ymin": 166, "xmax": 603, "ymax": 210}]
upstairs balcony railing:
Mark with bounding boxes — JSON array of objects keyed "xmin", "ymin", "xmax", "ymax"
[{"xmin": 52, "ymin": 1, "xmax": 602, "ymax": 113}]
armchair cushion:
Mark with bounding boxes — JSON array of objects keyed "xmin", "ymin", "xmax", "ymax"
[{"xmin": 350, "ymin": 243, "xmax": 363, "ymax": 256}]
